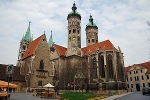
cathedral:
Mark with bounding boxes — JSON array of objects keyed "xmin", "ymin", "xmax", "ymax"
[{"xmin": 17, "ymin": 3, "xmax": 126, "ymax": 91}]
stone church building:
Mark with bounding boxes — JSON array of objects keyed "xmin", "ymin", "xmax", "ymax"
[{"xmin": 17, "ymin": 3, "xmax": 125, "ymax": 91}]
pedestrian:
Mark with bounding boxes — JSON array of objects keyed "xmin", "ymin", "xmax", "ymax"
[{"xmin": 130, "ymin": 88, "xmax": 132, "ymax": 92}]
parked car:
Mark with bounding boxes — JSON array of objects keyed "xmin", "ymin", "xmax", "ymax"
[{"xmin": 142, "ymin": 87, "xmax": 150, "ymax": 95}]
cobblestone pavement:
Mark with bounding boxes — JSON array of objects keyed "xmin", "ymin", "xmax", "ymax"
[
  {"xmin": 116, "ymin": 92, "xmax": 150, "ymax": 100},
  {"xmin": 9, "ymin": 93, "xmax": 59, "ymax": 100}
]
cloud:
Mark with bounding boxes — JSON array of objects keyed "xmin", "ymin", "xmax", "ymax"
[{"xmin": 0, "ymin": 0, "xmax": 150, "ymax": 66}]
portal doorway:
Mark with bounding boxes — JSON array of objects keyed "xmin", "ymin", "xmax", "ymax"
[{"xmin": 136, "ymin": 83, "xmax": 140, "ymax": 91}]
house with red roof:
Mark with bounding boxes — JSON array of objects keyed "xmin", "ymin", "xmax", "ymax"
[
  {"xmin": 125, "ymin": 61, "xmax": 150, "ymax": 91},
  {"xmin": 16, "ymin": 3, "xmax": 125, "ymax": 91}
]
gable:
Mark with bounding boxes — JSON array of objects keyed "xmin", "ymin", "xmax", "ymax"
[
  {"xmin": 22, "ymin": 34, "xmax": 44, "ymax": 60},
  {"xmin": 128, "ymin": 65, "xmax": 143, "ymax": 71}
]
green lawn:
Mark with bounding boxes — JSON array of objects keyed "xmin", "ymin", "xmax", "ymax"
[{"xmin": 60, "ymin": 92, "xmax": 98, "ymax": 100}]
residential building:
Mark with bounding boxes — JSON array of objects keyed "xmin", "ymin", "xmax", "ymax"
[{"xmin": 125, "ymin": 61, "xmax": 150, "ymax": 91}]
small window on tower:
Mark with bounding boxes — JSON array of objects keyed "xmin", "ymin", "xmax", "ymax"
[
  {"xmin": 78, "ymin": 36, "xmax": 80, "ymax": 41},
  {"xmin": 73, "ymin": 29, "xmax": 76, "ymax": 33},
  {"xmin": 92, "ymin": 39, "xmax": 94, "ymax": 42},
  {"xmin": 23, "ymin": 45, "xmax": 26, "ymax": 50},
  {"xmin": 88, "ymin": 40, "xmax": 90, "ymax": 43},
  {"xmin": 69, "ymin": 30, "xmax": 71, "ymax": 34}
]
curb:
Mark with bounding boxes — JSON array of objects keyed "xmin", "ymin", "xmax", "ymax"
[{"xmin": 112, "ymin": 92, "xmax": 133, "ymax": 100}]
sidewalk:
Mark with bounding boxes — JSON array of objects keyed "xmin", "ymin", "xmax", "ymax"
[{"xmin": 101, "ymin": 92, "xmax": 133, "ymax": 100}]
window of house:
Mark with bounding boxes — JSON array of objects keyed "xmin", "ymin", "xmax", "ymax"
[
  {"xmin": 131, "ymin": 84, "xmax": 133, "ymax": 88},
  {"xmin": 147, "ymin": 75, "xmax": 149, "ymax": 79},
  {"xmin": 23, "ymin": 45, "xmax": 26, "ymax": 50},
  {"xmin": 69, "ymin": 30, "xmax": 71, "ymax": 34},
  {"xmin": 100, "ymin": 56, "xmax": 105, "ymax": 78},
  {"xmin": 88, "ymin": 40, "xmax": 90, "ymax": 43},
  {"xmin": 142, "ymin": 76, "xmax": 144, "ymax": 80},
  {"xmin": 130, "ymin": 72, "xmax": 131, "ymax": 75},
  {"xmin": 92, "ymin": 39, "xmax": 94, "ymax": 42},
  {"xmin": 96, "ymin": 40, "xmax": 98, "ymax": 43},
  {"xmin": 78, "ymin": 30, "xmax": 79, "ymax": 34},
  {"xmin": 38, "ymin": 81, "xmax": 42, "ymax": 86},
  {"xmin": 107, "ymin": 55, "xmax": 114, "ymax": 78},
  {"xmin": 130, "ymin": 77, "xmax": 132, "ymax": 81},
  {"xmin": 137, "ymin": 76, "xmax": 139, "ymax": 81},
  {"xmin": 127, "ymin": 77, "xmax": 128, "ymax": 81},
  {"xmin": 134, "ymin": 77, "xmax": 136, "ymax": 81},
  {"xmin": 93, "ymin": 57, "xmax": 97, "ymax": 78},
  {"xmin": 134, "ymin": 71, "xmax": 135, "ymax": 74},
  {"xmin": 73, "ymin": 29, "xmax": 76, "ymax": 33},
  {"xmin": 148, "ymin": 83, "xmax": 150, "ymax": 87},
  {"xmin": 141, "ymin": 70, "xmax": 142, "ymax": 73},
  {"xmin": 39, "ymin": 60, "xmax": 44, "ymax": 70},
  {"xmin": 143, "ymin": 83, "xmax": 145, "ymax": 87},
  {"xmin": 136, "ymin": 71, "xmax": 138, "ymax": 73},
  {"xmin": 128, "ymin": 84, "xmax": 129, "ymax": 88}
]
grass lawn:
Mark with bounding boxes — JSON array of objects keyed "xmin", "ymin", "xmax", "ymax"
[{"xmin": 60, "ymin": 92, "xmax": 99, "ymax": 100}]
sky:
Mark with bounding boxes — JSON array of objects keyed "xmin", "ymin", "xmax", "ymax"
[{"xmin": 0, "ymin": 0, "xmax": 150, "ymax": 67}]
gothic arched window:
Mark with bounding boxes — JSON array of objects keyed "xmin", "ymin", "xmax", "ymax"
[
  {"xmin": 93, "ymin": 57, "xmax": 97, "ymax": 78},
  {"xmin": 39, "ymin": 59, "xmax": 44, "ymax": 70},
  {"xmin": 100, "ymin": 56, "xmax": 105, "ymax": 78},
  {"xmin": 107, "ymin": 54, "xmax": 114, "ymax": 78}
]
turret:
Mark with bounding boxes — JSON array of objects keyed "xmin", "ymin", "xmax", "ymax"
[{"xmin": 86, "ymin": 15, "xmax": 98, "ymax": 46}]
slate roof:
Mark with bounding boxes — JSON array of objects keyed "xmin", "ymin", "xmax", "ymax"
[
  {"xmin": 22, "ymin": 34, "xmax": 44, "ymax": 60},
  {"xmin": 0, "ymin": 64, "xmax": 25, "ymax": 82}
]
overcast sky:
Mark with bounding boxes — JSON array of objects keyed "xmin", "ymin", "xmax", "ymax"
[{"xmin": 0, "ymin": 0, "xmax": 150, "ymax": 67}]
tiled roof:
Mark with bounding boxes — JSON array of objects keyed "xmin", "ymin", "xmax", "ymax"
[
  {"xmin": 22, "ymin": 34, "xmax": 44, "ymax": 60},
  {"xmin": 54, "ymin": 44, "xmax": 67, "ymax": 56},
  {"xmin": 81, "ymin": 40, "xmax": 117, "ymax": 56},
  {"xmin": 53, "ymin": 40, "xmax": 117, "ymax": 57},
  {"xmin": 125, "ymin": 61, "xmax": 150, "ymax": 74},
  {"xmin": 0, "ymin": 64, "xmax": 25, "ymax": 82}
]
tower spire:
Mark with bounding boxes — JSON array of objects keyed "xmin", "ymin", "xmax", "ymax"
[
  {"xmin": 48, "ymin": 30, "xmax": 54, "ymax": 47},
  {"xmin": 22, "ymin": 22, "xmax": 33, "ymax": 42}
]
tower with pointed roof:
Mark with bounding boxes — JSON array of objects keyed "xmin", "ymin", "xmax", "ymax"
[
  {"xmin": 66, "ymin": 2, "xmax": 81, "ymax": 56},
  {"xmin": 86, "ymin": 15, "xmax": 98, "ymax": 46},
  {"xmin": 17, "ymin": 22, "xmax": 33, "ymax": 66}
]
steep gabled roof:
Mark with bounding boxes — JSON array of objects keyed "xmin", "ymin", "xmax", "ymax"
[
  {"xmin": 125, "ymin": 61, "xmax": 150, "ymax": 74},
  {"xmin": 81, "ymin": 40, "xmax": 117, "ymax": 56},
  {"xmin": 53, "ymin": 44, "xmax": 67, "ymax": 56},
  {"xmin": 22, "ymin": 34, "xmax": 44, "ymax": 60}
]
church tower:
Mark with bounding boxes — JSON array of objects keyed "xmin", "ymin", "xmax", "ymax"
[
  {"xmin": 66, "ymin": 2, "xmax": 81, "ymax": 56},
  {"xmin": 17, "ymin": 22, "xmax": 33, "ymax": 66},
  {"xmin": 86, "ymin": 15, "xmax": 98, "ymax": 46}
]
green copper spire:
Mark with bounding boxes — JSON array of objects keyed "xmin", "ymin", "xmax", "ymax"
[
  {"xmin": 48, "ymin": 31, "xmax": 54, "ymax": 47},
  {"xmin": 67, "ymin": 2, "xmax": 81, "ymax": 20},
  {"xmin": 86, "ymin": 14, "xmax": 98, "ymax": 29},
  {"xmin": 22, "ymin": 22, "xmax": 33, "ymax": 42}
]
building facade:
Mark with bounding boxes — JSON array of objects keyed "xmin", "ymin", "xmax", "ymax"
[
  {"xmin": 16, "ymin": 3, "xmax": 125, "ymax": 91},
  {"xmin": 125, "ymin": 61, "xmax": 150, "ymax": 91}
]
